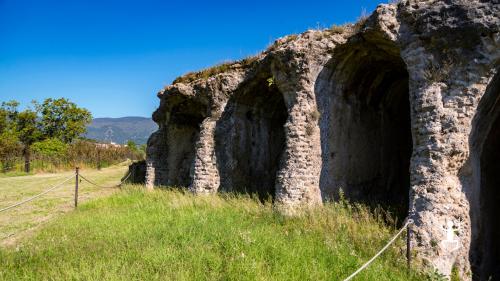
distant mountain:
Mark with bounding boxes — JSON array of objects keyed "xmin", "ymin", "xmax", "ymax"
[{"xmin": 85, "ymin": 117, "xmax": 158, "ymax": 145}]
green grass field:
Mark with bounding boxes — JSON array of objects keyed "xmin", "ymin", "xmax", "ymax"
[
  {"xmin": 0, "ymin": 182, "xmax": 427, "ymax": 281},
  {"xmin": 0, "ymin": 163, "xmax": 129, "ymax": 246}
]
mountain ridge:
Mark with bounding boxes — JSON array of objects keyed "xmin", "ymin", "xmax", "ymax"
[{"xmin": 85, "ymin": 116, "xmax": 157, "ymax": 145}]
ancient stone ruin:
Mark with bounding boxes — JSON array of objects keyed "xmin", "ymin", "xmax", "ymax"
[{"xmin": 142, "ymin": 0, "xmax": 499, "ymax": 279}]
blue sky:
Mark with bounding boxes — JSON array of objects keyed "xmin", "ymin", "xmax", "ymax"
[{"xmin": 0, "ymin": 0, "xmax": 387, "ymax": 118}]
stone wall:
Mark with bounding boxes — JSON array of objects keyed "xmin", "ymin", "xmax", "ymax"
[{"xmin": 144, "ymin": 0, "xmax": 500, "ymax": 279}]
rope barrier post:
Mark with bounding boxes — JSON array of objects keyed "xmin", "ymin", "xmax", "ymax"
[
  {"xmin": 407, "ymin": 221, "xmax": 412, "ymax": 272},
  {"xmin": 74, "ymin": 167, "xmax": 79, "ymax": 208}
]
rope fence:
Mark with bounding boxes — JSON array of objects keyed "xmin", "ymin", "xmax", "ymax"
[
  {"xmin": 0, "ymin": 175, "xmax": 75, "ymax": 213},
  {"xmin": 79, "ymin": 171, "xmax": 131, "ymax": 189},
  {"xmin": 0, "ymin": 167, "xmax": 131, "ymax": 214},
  {"xmin": 342, "ymin": 218, "xmax": 413, "ymax": 281}
]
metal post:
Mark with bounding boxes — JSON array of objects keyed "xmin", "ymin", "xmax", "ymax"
[
  {"xmin": 407, "ymin": 222, "xmax": 412, "ymax": 272},
  {"xmin": 75, "ymin": 167, "xmax": 79, "ymax": 208}
]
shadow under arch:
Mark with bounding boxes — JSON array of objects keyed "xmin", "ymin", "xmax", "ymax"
[
  {"xmin": 154, "ymin": 94, "xmax": 207, "ymax": 187},
  {"xmin": 315, "ymin": 33, "xmax": 412, "ymax": 222},
  {"xmin": 469, "ymin": 69, "xmax": 500, "ymax": 281},
  {"xmin": 215, "ymin": 70, "xmax": 287, "ymax": 201}
]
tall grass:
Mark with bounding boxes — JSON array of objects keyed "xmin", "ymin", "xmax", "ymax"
[
  {"xmin": 0, "ymin": 187, "xmax": 425, "ymax": 280},
  {"xmin": 0, "ymin": 141, "xmax": 142, "ymax": 175}
]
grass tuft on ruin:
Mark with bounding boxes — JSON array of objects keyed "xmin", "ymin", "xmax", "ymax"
[{"xmin": 172, "ymin": 55, "xmax": 260, "ymax": 84}]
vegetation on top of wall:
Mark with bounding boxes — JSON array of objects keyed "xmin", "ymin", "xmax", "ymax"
[
  {"xmin": 267, "ymin": 34, "xmax": 299, "ymax": 52},
  {"xmin": 328, "ymin": 24, "xmax": 348, "ymax": 34},
  {"xmin": 172, "ymin": 55, "xmax": 260, "ymax": 84}
]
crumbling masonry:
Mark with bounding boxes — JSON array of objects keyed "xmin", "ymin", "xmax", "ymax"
[{"xmin": 142, "ymin": 1, "xmax": 499, "ymax": 279}]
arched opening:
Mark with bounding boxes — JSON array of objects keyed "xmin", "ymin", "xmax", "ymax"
[
  {"xmin": 216, "ymin": 77, "xmax": 287, "ymax": 200},
  {"xmin": 320, "ymin": 39, "xmax": 412, "ymax": 220},
  {"xmin": 477, "ymin": 116, "xmax": 500, "ymax": 280},
  {"xmin": 470, "ymin": 71, "xmax": 500, "ymax": 280},
  {"xmin": 163, "ymin": 98, "xmax": 206, "ymax": 186}
]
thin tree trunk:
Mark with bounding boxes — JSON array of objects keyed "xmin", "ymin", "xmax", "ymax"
[{"xmin": 23, "ymin": 146, "xmax": 31, "ymax": 173}]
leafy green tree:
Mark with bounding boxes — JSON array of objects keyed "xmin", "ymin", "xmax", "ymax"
[
  {"xmin": 126, "ymin": 140, "xmax": 138, "ymax": 152},
  {"xmin": 0, "ymin": 100, "xmax": 20, "ymax": 133},
  {"xmin": 16, "ymin": 109, "xmax": 42, "ymax": 172},
  {"xmin": 0, "ymin": 108, "xmax": 7, "ymax": 134},
  {"xmin": 0, "ymin": 132, "xmax": 21, "ymax": 171},
  {"xmin": 1, "ymin": 100, "xmax": 20, "ymax": 122},
  {"xmin": 36, "ymin": 98, "xmax": 92, "ymax": 143},
  {"xmin": 0, "ymin": 101, "xmax": 22, "ymax": 171},
  {"xmin": 0, "ymin": 98, "xmax": 92, "ymax": 173}
]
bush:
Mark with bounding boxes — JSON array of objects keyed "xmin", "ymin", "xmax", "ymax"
[
  {"xmin": 1, "ymin": 140, "xmax": 144, "ymax": 174},
  {"xmin": 32, "ymin": 138, "xmax": 68, "ymax": 158}
]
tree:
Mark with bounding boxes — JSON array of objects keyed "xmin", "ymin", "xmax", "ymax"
[
  {"xmin": 16, "ymin": 109, "xmax": 42, "ymax": 172},
  {"xmin": 126, "ymin": 140, "xmax": 138, "ymax": 152},
  {"xmin": 0, "ymin": 100, "xmax": 20, "ymax": 133},
  {"xmin": 0, "ymin": 98, "xmax": 92, "ymax": 173},
  {"xmin": 0, "ymin": 107, "xmax": 7, "ymax": 134},
  {"xmin": 0, "ymin": 101, "xmax": 21, "ymax": 171},
  {"xmin": 1, "ymin": 100, "xmax": 20, "ymax": 121},
  {"xmin": 0, "ymin": 132, "xmax": 21, "ymax": 171},
  {"xmin": 36, "ymin": 98, "xmax": 92, "ymax": 143}
]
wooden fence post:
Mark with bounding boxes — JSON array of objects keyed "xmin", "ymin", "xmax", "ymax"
[
  {"xmin": 75, "ymin": 167, "xmax": 79, "ymax": 208},
  {"xmin": 97, "ymin": 149, "xmax": 102, "ymax": 171}
]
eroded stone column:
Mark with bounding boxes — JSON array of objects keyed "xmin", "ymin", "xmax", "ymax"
[
  {"xmin": 189, "ymin": 118, "xmax": 220, "ymax": 194},
  {"xmin": 275, "ymin": 87, "xmax": 322, "ymax": 211},
  {"xmin": 404, "ymin": 42, "xmax": 493, "ymax": 278},
  {"xmin": 145, "ymin": 129, "xmax": 167, "ymax": 190}
]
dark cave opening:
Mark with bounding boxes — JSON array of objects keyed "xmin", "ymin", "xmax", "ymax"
[
  {"xmin": 216, "ymin": 79, "xmax": 287, "ymax": 200},
  {"xmin": 472, "ymin": 72, "xmax": 500, "ymax": 281},
  {"xmin": 326, "ymin": 45, "xmax": 412, "ymax": 221},
  {"xmin": 164, "ymin": 99, "xmax": 206, "ymax": 187},
  {"xmin": 478, "ymin": 114, "xmax": 500, "ymax": 280}
]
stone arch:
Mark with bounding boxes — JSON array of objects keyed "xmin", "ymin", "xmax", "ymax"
[
  {"xmin": 215, "ymin": 74, "xmax": 288, "ymax": 200},
  {"xmin": 158, "ymin": 96, "xmax": 207, "ymax": 187},
  {"xmin": 469, "ymin": 70, "xmax": 500, "ymax": 280},
  {"xmin": 317, "ymin": 35, "xmax": 412, "ymax": 219}
]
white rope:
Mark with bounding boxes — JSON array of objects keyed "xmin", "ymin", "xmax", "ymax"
[
  {"xmin": 0, "ymin": 174, "xmax": 75, "ymax": 213},
  {"xmin": 342, "ymin": 219, "xmax": 412, "ymax": 281},
  {"xmin": 79, "ymin": 172, "xmax": 131, "ymax": 189}
]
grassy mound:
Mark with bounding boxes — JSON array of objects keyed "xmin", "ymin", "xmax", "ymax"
[{"xmin": 0, "ymin": 187, "xmax": 423, "ymax": 280}]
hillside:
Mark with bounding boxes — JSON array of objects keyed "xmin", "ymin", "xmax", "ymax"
[{"xmin": 85, "ymin": 117, "xmax": 157, "ymax": 145}]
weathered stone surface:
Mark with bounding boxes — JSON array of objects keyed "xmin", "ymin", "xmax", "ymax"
[{"xmin": 142, "ymin": 1, "xmax": 500, "ymax": 279}]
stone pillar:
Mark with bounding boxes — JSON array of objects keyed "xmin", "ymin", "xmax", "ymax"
[
  {"xmin": 189, "ymin": 118, "xmax": 220, "ymax": 194},
  {"xmin": 275, "ymin": 87, "xmax": 323, "ymax": 212},
  {"xmin": 403, "ymin": 42, "xmax": 493, "ymax": 278},
  {"xmin": 145, "ymin": 159, "xmax": 155, "ymax": 191},
  {"xmin": 145, "ymin": 129, "xmax": 166, "ymax": 190}
]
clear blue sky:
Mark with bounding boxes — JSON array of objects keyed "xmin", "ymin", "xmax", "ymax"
[{"xmin": 0, "ymin": 0, "xmax": 386, "ymax": 118}]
